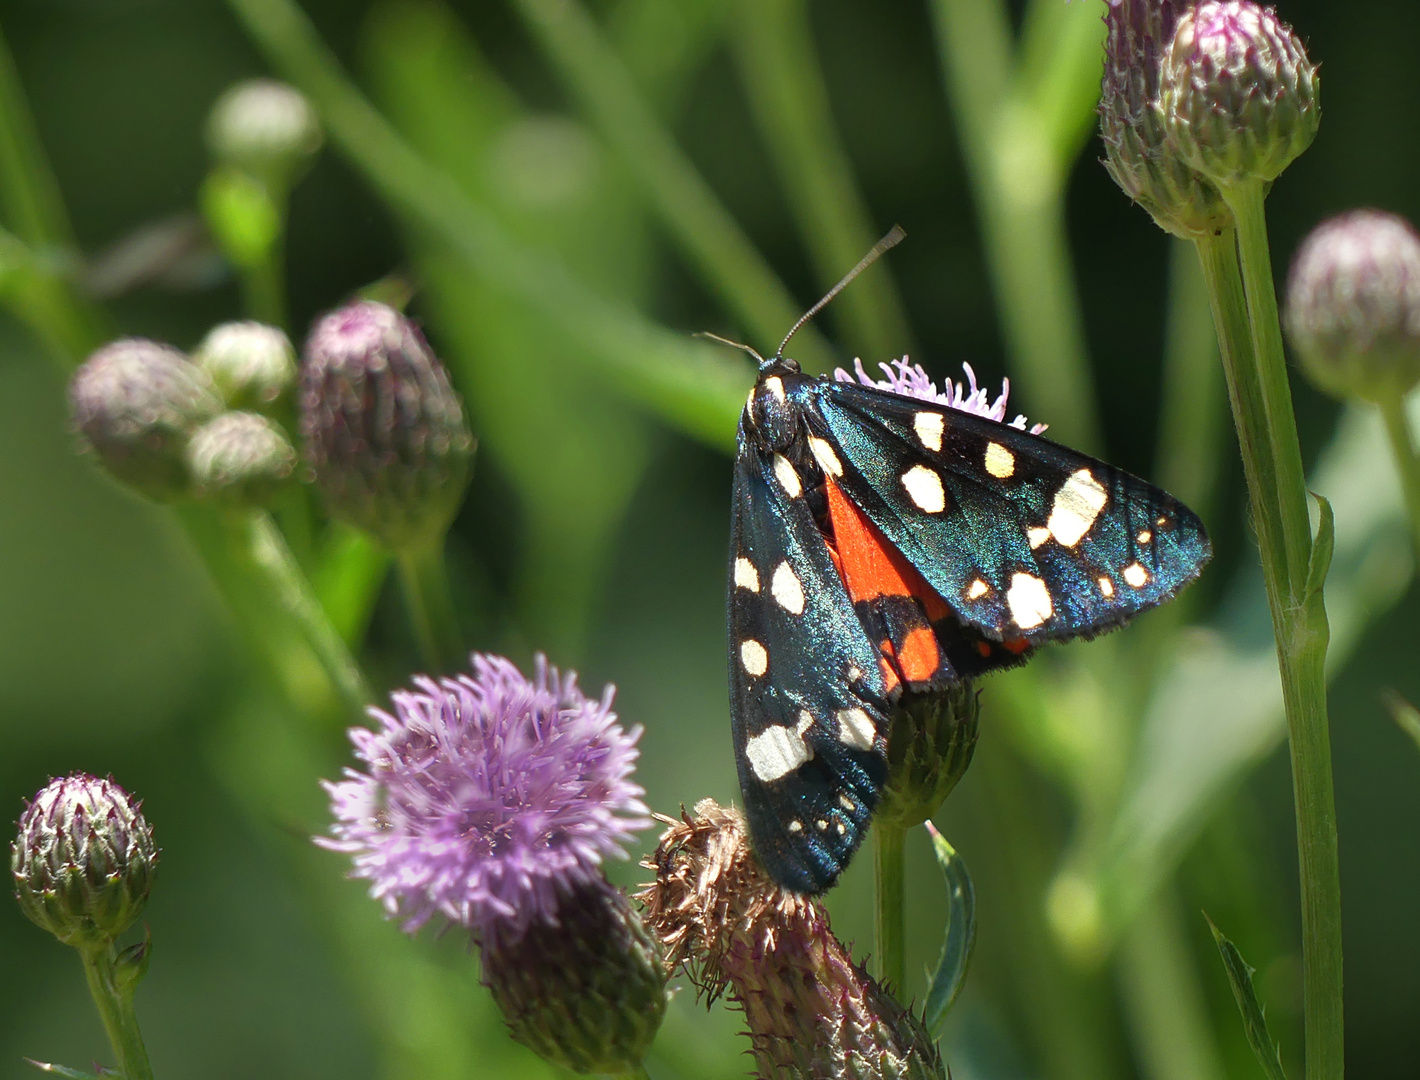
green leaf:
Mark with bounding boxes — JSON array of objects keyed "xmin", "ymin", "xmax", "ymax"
[
  {"xmin": 1383, "ymin": 691, "xmax": 1420, "ymax": 758},
  {"xmin": 923, "ymin": 822, "xmax": 977, "ymax": 1037},
  {"xmin": 1204, "ymin": 914, "xmax": 1288, "ymax": 1080},
  {"xmin": 1305, "ymin": 492, "xmax": 1335, "ymax": 603}
]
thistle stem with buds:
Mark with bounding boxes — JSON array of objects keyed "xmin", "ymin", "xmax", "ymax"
[
  {"xmin": 396, "ymin": 541, "xmax": 463, "ymax": 674},
  {"xmin": 80, "ymin": 943, "xmax": 155, "ymax": 1080}
]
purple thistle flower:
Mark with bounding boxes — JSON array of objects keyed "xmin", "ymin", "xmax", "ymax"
[
  {"xmin": 319, "ymin": 653, "xmax": 650, "ymax": 946},
  {"xmin": 836, "ymin": 357, "xmax": 1048, "ymax": 434}
]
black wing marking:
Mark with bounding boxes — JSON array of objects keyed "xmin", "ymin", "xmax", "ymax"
[
  {"xmin": 813, "ymin": 380, "xmax": 1211, "ymax": 642},
  {"xmin": 728, "ymin": 446, "xmax": 891, "ymax": 894}
]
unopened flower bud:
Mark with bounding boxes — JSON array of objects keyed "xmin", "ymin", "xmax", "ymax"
[
  {"xmin": 194, "ymin": 321, "xmax": 297, "ymax": 414},
  {"xmin": 12, "ymin": 775, "xmax": 158, "ymax": 949},
  {"xmin": 640, "ymin": 801, "xmax": 944, "ymax": 1080},
  {"xmin": 187, "ymin": 411, "xmax": 297, "ymax": 507},
  {"xmin": 69, "ymin": 339, "xmax": 222, "ymax": 499},
  {"xmin": 482, "ymin": 878, "xmax": 667, "ymax": 1075},
  {"xmin": 1099, "ymin": 0, "xmax": 1231, "ymax": 238},
  {"xmin": 300, "ymin": 301, "xmax": 474, "ymax": 551},
  {"xmin": 1159, "ymin": 2, "xmax": 1320, "ymax": 190},
  {"xmin": 205, "ymin": 79, "xmax": 322, "ymax": 190},
  {"xmin": 1285, "ymin": 210, "xmax": 1420, "ymax": 404},
  {"xmin": 877, "ymin": 683, "xmax": 979, "ymax": 830}
]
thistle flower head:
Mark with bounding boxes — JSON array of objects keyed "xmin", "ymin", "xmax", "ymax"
[
  {"xmin": 1159, "ymin": 1, "xmax": 1320, "ymax": 189},
  {"xmin": 187, "ymin": 410, "xmax": 297, "ymax": 507},
  {"xmin": 482, "ymin": 876, "xmax": 667, "ymax": 1075},
  {"xmin": 320, "ymin": 653, "xmax": 650, "ymax": 946},
  {"xmin": 69, "ymin": 338, "xmax": 222, "ymax": 499},
  {"xmin": 12, "ymin": 774, "xmax": 158, "ymax": 949},
  {"xmin": 1285, "ymin": 210, "xmax": 1420, "ymax": 404},
  {"xmin": 300, "ymin": 300, "xmax": 475, "ymax": 551},
  {"xmin": 877, "ymin": 683, "xmax": 980, "ymax": 831},
  {"xmin": 194, "ymin": 321, "xmax": 297, "ymax": 414},
  {"xmin": 837, "ymin": 357, "xmax": 1047, "ymax": 434},
  {"xmin": 639, "ymin": 801, "xmax": 943, "ymax": 1080},
  {"xmin": 1099, "ymin": 0, "xmax": 1232, "ymax": 237},
  {"xmin": 206, "ymin": 78, "xmax": 323, "ymax": 189}
]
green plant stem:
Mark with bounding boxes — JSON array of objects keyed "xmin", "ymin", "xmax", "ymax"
[
  {"xmin": 730, "ymin": 0, "xmax": 913, "ymax": 361},
  {"xmin": 928, "ymin": 0, "xmax": 1101, "ymax": 453},
  {"xmin": 397, "ymin": 540, "xmax": 463, "ymax": 674},
  {"xmin": 873, "ymin": 820, "xmax": 906, "ymax": 994},
  {"xmin": 79, "ymin": 945, "xmax": 154, "ymax": 1080},
  {"xmin": 1196, "ymin": 200, "xmax": 1342, "ymax": 1080},
  {"xmin": 240, "ymin": 235, "xmax": 288, "ymax": 329},
  {"xmin": 223, "ymin": 0, "xmax": 746, "ymax": 452},
  {"xmin": 508, "ymin": 0, "xmax": 833, "ymax": 369},
  {"xmin": 1379, "ymin": 393, "xmax": 1420, "ymax": 554}
]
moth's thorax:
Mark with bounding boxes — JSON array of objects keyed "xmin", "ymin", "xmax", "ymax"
[{"xmin": 744, "ymin": 359, "xmax": 809, "ymax": 453}]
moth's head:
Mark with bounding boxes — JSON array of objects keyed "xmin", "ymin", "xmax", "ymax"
[{"xmin": 745, "ymin": 361, "xmax": 801, "ymax": 451}]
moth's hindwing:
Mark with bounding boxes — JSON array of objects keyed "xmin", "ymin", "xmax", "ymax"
[
  {"xmin": 728, "ymin": 447, "xmax": 890, "ymax": 894},
  {"xmin": 813, "ymin": 380, "xmax": 1212, "ymax": 643}
]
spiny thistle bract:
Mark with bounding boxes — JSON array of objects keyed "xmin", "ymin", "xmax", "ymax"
[
  {"xmin": 187, "ymin": 410, "xmax": 297, "ymax": 507},
  {"xmin": 12, "ymin": 774, "xmax": 158, "ymax": 950},
  {"xmin": 640, "ymin": 800, "xmax": 944, "ymax": 1080},
  {"xmin": 69, "ymin": 338, "xmax": 223, "ymax": 500},
  {"xmin": 876, "ymin": 683, "xmax": 980, "ymax": 831},
  {"xmin": 300, "ymin": 300, "xmax": 475, "ymax": 552},
  {"xmin": 1098, "ymin": 0, "xmax": 1232, "ymax": 238},
  {"xmin": 193, "ymin": 320, "xmax": 298, "ymax": 415},
  {"xmin": 1159, "ymin": 1, "xmax": 1320, "ymax": 190},
  {"xmin": 1285, "ymin": 210, "xmax": 1420, "ymax": 405},
  {"xmin": 320, "ymin": 653, "xmax": 665, "ymax": 1073}
]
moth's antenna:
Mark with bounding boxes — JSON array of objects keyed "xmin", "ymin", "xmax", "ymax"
[
  {"xmin": 695, "ymin": 330, "xmax": 766, "ymax": 365},
  {"xmin": 776, "ymin": 225, "xmax": 905, "ymax": 358}
]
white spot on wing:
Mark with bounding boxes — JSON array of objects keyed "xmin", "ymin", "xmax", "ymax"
[
  {"xmin": 765, "ymin": 375, "xmax": 786, "ymax": 402},
  {"xmin": 837, "ymin": 707, "xmax": 876, "ymax": 751},
  {"xmin": 788, "ymin": 819, "xmax": 803, "ymax": 833},
  {"xmin": 773, "ymin": 453, "xmax": 802, "ymax": 498},
  {"xmin": 1007, "ymin": 572, "xmax": 1053, "ymax": 630},
  {"xmin": 839, "ymin": 794, "xmax": 857, "ymax": 812},
  {"xmin": 901, "ymin": 465, "xmax": 946, "ymax": 513},
  {"xmin": 734, "ymin": 557, "xmax": 760, "ymax": 593},
  {"xmin": 1047, "ymin": 469, "xmax": 1108, "ymax": 547},
  {"xmin": 1028, "ymin": 526, "xmax": 1051, "ymax": 549},
  {"xmin": 740, "ymin": 639, "xmax": 768, "ymax": 676},
  {"xmin": 744, "ymin": 724, "xmax": 811, "ymax": 782},
  {"xmin": 1137, "ymin": 530, "xmax": 1153, "ymax": 544},
  {"xmin": 808, "ymin": 436, "xmax": 843, "ymax": 477},
  {"xmin": 914, "ymin": 411, "xmax": 944, "ymax": 452},
  {"xmin": 985, "ymin": 441, "xmax": 1015, "ymax": 479},
  {"xmin": 796, "ymin": 710, "xmax": 814, "ymax": 736},
  {"xmin": 966, "ymin": 578, "xmax": 990, "ymax": 600},
  {"xmin": 771, "ymin": 561, "xmax": 806, "ymax": 615},
  {"xmin": 1098, "ymin": 576, "xmax": 1115, "ymax": 598},
  {"xmin": 1123, "ymin": 562, "xmax": 1150, "ymax": 588}
]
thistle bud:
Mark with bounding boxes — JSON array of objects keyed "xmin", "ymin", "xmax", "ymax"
[
  {"xmin": 205, "ymin": 79, "xmax": 322, "ymax": 191},
  {"xmin": 482, "ymin": 878, "xmax": 667, "ymax": 1075},
  {"xmin": 187, "ymin": 411, "xmax": 297, "ymax": 507},
  {"xmin": 300, "ymin": 301, "xmax": 474, "ymax": 551},
  {"xmin": 1285, "ymin": 210, "xmax": 1420, "ymax": 404},
  {"xmin": 1158, "ymin": 2, "xmax": 1320, "ymax": 190},
  {"xmin": 1099, "ymin": 0, "xmax": 1231, "ymax": 238},
  {"xmin": 69, "ymin": 338, "xmax": 222, "ymax": 499},
  {"xmin": 639, "ymin": 801, "xmax": 944, "ymax": 1080},
  {"xmin": 877, "ymin": 684, "xmax": 979, "ymax": 830},
  {"xmin": 12, "ymin": 774, "xmax": 158, "ymax": 949},
  {"xmin": 193, "ymin": 321, "xmax": 297, "ymax": 414}
]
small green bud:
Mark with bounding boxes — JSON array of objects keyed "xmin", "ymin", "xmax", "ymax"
[
  {"xmin": 12, "ymin": 774, "xmax": 158, "ymax": 949},
  {"xmin": 481, "ymin": 879, "xmax": 667, "ymax": 1075},
  {"xmin": 1159, "ymin": 2, "xmax": 1320, "ymax": 190},
  {"xmin": 1099, "ymin": 0, "xmax": 1232, "ymax": 238},
  {"xmin": 187, "ymin": 411, "xmax": 297, "ymax": 507},
  {"xmin": 877, "ymin": 683, "xmax": 979, "ymax": 830},
  {"xmin": 205, "ymin": 78, "xmax": 322, "ymax": 191},
  {"xmin": 1285, "ymin": 210, "xmax": 1420, "ymax": 404},
  {"xmin": 69, "ymin": 339, "xmax": 222, "ymax": 499},
  {"xmin": 193, "ymin": 321, "xmax": 297, "ymax": 414},
  {"xmin": 300, "ymin": 301, "xmax": 475, "ymax": 551}
]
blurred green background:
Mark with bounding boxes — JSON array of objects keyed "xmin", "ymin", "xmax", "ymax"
[{"xmin": 3, "ymin": 0, "xmax": 1420, "ymax": 1077}]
